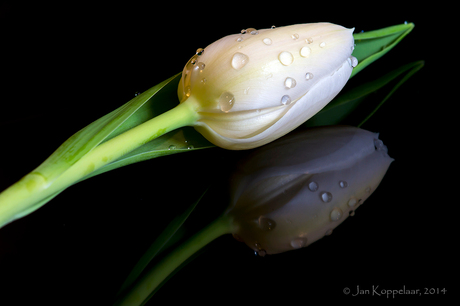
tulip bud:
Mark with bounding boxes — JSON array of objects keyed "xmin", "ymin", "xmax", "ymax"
[
  {"xmin": 225, "ymin": 126, "xmax": 393, "ymax": 255},
  {"xmin": 178, "ymin": 23, "xmax": 357, "ymax": 149}
]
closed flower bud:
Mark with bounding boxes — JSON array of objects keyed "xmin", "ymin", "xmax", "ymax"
[
  {"xmin": 178, "ymin": 23, "xmax": 357, "ymax": 149},
  {"xmin": 225, "ymin": 126, "xmax": 393, "ymax": 255}
]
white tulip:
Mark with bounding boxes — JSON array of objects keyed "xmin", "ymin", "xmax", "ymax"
[
  {"xmin": 224, "ymin": 126, "xmax": 393, "ymax": 255},
  {"xmin": 178, "ymin": 23, "xmax": 357, "ymax": 149}
]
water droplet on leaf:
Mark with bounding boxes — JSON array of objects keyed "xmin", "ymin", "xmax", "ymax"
[
  {"xmin": 231, "ymin": 52, "xmax": 249, "ymax": 70},
  {"xmin": 279, "ymin": 51, "xmax": 294, "ymax": 66},
  {"xmin": 284, "ymin": 77, "xmax": 297, "ymax": 89},
  {"xmin": 305, "ymin": 72, "xmax": 314, "ymax": 80},
  {"xmin": 281, "ymin": 95, "xmax": 291, "ymax": 105},
  {"xmin": 300, "ymin": 46, "xmax": 311, "ymax": 57},
  {"xmin": 219, "ymin": 91, "xmax": 235, "ymax": 112}
]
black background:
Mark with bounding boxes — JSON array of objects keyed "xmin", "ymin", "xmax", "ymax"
[{"xmin": 0, "ymin": 2, "xmax": 452, "ymax": 305}]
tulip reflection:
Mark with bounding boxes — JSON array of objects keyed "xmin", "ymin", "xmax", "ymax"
[{"xmin": 225, "ymin": 125, "xmax": 393, "ymax": 255}]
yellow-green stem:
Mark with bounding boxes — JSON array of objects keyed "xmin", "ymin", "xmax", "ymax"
[
  {"xmin": 113, "ymin": 215, "xmax": 235, "ymax": 306},
  {"xmin": 0, "ymin": 100, "xmax": 199, "ymax": 227}
]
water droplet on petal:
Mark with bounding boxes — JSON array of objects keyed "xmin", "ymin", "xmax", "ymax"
[
  {"xmin": 263, "ymin": 38, "xmax": 272, "ymax": 45},
  {"xmin": 281, "ymin": 95, "xmax": 291, "ymax": 105},
  {"xmin": 278, "ymin": 51, "xmax": 294, "ymax": 66},
  {"xmin": 200, "ymin": 78, "xmax": 207, "ymax": 84},
  {"xmin": 365, "ymin": 187, "xmax": 371, "ymax": 193},
  {"xmin": 291, "ymin": 33, "xmax": 299, "ymax": 40},
  {"xmin": 185, "ymin": 86, "xmax": 191, "ymax": 97},
  {"xmin": 219, "ymin": 91, "xmax": 235, "ymax": 112},
  {"xmin": 284, "ymin": 77, "xmax": 297, "ymax": 89},
  {"xmin": 348, "ymin": 197, "xmax": 358, "ymax": 207},
  {"xmin": 290, "ymin": 236, "xmax": 308, "ymax": 249},
  {"xmin": 308, "ymin": 181, "xmax": 318, "ymax": 192},
  {"xmin": 325, "ymin": 229, "xmax": 333, "ymax": 236},
  {"xmin": 320, "ymin": 191, "xmax": 332, "ymax": 203},
  {"xmin": 258, "ymin": 216, "xmax": 276, "ymax": 231},
  {"xmin": 319, "ymin": 42, "xmax": 326, "ymax": 48},
  {"xmin": 339, "ymin": 181, "xmax": 348, "ymax": 188},
  {"xmin": 231, "ymin": 52, "xmax": 249, "ymax": 70},
  {"xmin": 350, "ymin": 56, "xmax": 358, "ymax": 68},
  {"xmin": 195, "ymin": 48, "xmax": 204, "ymax": 56},
  {"xmin": 236, "ymin": 36, "xmax": 244, "ymax": 42},
  {"xmin": 300, "ymin": 46, "xmax": 311, "ymax": 57},
  {"xmin": 330, "ymin": 207, "xmax": 343, "ymax": 221},
  {"xmin": 305, "ymin": 72, "xmax": 314, "ymax": 80},
  {"xmin": 349, "ymin": 210, "xmax": 355, "ymax": 217},
  {"xmin": 306, "ymin": 37, "xmax": 313, "ymax": 44},
  {"xmin": 271, "ymin": 25, "xmax": 276, "ymax": 29},
  {"xmin": 241, "ymin": 29, "xmax": 247, "ymax": 34},
  {"xmin": 246, "ymin": 28, "xmax": 258, "ymax": 35}
]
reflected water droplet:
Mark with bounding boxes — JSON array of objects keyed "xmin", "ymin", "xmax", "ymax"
[
  {"xmin": 279, "ymin": 51, "xmax": 294, "ymax": 66},
  {"xmin": 320, "ymin": 191, "xmax": 332, "ymax": 203},
  {"xmin": 330, "ymin": 207, "xmax": 343, "ymax": 221},
  {"xmin": 348, "ymin": 197, "xmax": 358, "ymax": 207},
  {"xmin": 291, "ymin": 236, "xmax": 308, "ymax": 249},
  {"xmin": 258, "ymin": 216, "xmax": 276, "ymax": 231},
  {"xmin": 219, "ymin": 91, "xmax": 235, "ymax": 112},
  {"xmin": 231, "ymin": 52, "xmax": 249, "ymax": 70},
  {"xmin": 308, "ymin": 181, "xmax": 318, "ymax": 192}
]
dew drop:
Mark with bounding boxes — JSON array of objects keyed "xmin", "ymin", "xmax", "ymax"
[
  {"xmin": 236, "ymin": 36, "xmax": 244, "ymax": 42},
  {"xmin": 191, "ymin": 55, "xmax": 198, "ymax": 65},
  {"xmin": 320, "ymin": 191, "xmax": 332, "ymax": 203},
  {"xmin": 305, "ymin": 72, "xmax": 314, "ymax": 80},
  {"xmin": 219, "ymin": 91, "xmax": 235, "ymax": 112},
  {"xmin": 308, "ymin": 181, "xmax": 318, "ymax": 192},
  {"xmin": 339, "ymin": 181, "xmax": 348, "ymax": 188},
  {"xmin": 168, "ymin": 145, "xmax": 176, "ymax": 150},
  {"xmin": 241, "ymin": 29, "xmax": 247, "ymax": 34},
  {"xmin": 300, "ymin": 46, "xmax": 311, "ymax": 57},
  {"xmin": 246, "ymin": 28, "xmax": 258, "ymax": 35},
  {"xmin": 306, "ymin": 37, "xmax": 313, "ymax": 44},
  {"xmin": 365, "ymin": 187, "xmax": 371, "ymax": 193},
  {"xmin": 349, "ymin": 210, "xmax": 355, "ymax": 217},
  {"xmin": 187, "ymin": 145, "xmax": 194, "ymax": 150},
  {"xmin": 325, "ymin": 229, "xmax": 333, "ymax": 236},
  {"xmin": 254, "ymin": 243, "xmax": 266, "ymax": 257},
  {"xmin": 290, "ymin": 236, "xmax": 308, "ymax": 249},
  {"xmin": 319, "ymin": 42, "xmax": 326, "ymax": 48},
  {"xmin": 134, "ymin": 91, "xmax": 141, "ymax": 96},
  {"xmin": 291, "ymin": 33, "xmax": 299, "ymax": 40},
  {"xmin": 263, "ymin": 37, "xmax": 272, "ymax": 45},
  {"xmin": 258, "ymin": 216, "xmax": 276, "ymax": 231},
  {"xmin": 278, "ymin": 51, "xmax": 294, "ymax": 66},
  {"xmin": 350, "ymin": 56, "xmax": 358, "ymax": 68},
  {"xmin": 194, "ymin": 62, "xmax": 205, "ymax": 72},
  {"xmin": 280, "ymin": 95, "xmax": 291, "ymax": 105},
  {"xmin": 348, "ymin": 197, "xmax": 358, "ymax": 207},
  {"xmin": 330, "ymin": 207, "xmax": 343, "ymax": 221},
  {"xmin": 243, "ymin": 87, "xmax": 250, "ymax": 95},
  {"xmin": 231, "ymin": 52, "xmax": 249, "ymax": 70},
  {"xmin": 195, "ymin": 48, "xmax": 204, "ymax": 56},
  {"xmin": 284, "ymin": 77, "xmax": 297, "ymax": 89},
  {"xmin": 185, "ymin": 86, "xmax": 191, "ymax": 97},
  {"xmin": 200, "ymin": 78, "xmax": 207, "ymax": 84},
  {"xmin": 271, "ymin": 25, "xmax": 276, "ymax": 29}
]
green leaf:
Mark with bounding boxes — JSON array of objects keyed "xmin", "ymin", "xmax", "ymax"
[
  {"xmin": 304, "ymin": 60, "xmax": 424, "ymax": 128},
  {"xmin": 351, "ymin": 23, "xmax": 414, "ymax": 78},
  {"xmin": 115, "ymin": 188, "xmax": 207, "ymax": 299},
  {"xmin": 33, "ymin": 73, "xmax": 182, "ymax": 183}
]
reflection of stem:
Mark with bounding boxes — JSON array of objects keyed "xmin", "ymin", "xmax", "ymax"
[
  {"xmin": 0, "ymin": 100, "xmax": 199, "ymax": 227},
  {"xmin": 114, "ymin": 215, "xmax": 235, "ymax": 306}
]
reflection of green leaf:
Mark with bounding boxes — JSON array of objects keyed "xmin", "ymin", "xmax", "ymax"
[
  {"xmin": 115, "ymin": 189, "xmax": 207, "ymax": 301},
  {"xmin": 305, "ymin": 61, "xmax": 424, "ymax": 128},
  {"xmin": 351, "ymin": 23, "xmax": 414, "ymax": 78}
]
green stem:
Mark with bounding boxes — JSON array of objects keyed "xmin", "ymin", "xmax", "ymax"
[
  {"xmin": 0, "ymin": 100, "xmax": 200, "ymax": 227},
  {"xmin": 113, "ymin": 215, "xmax": 235, "ymax": 306}
]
